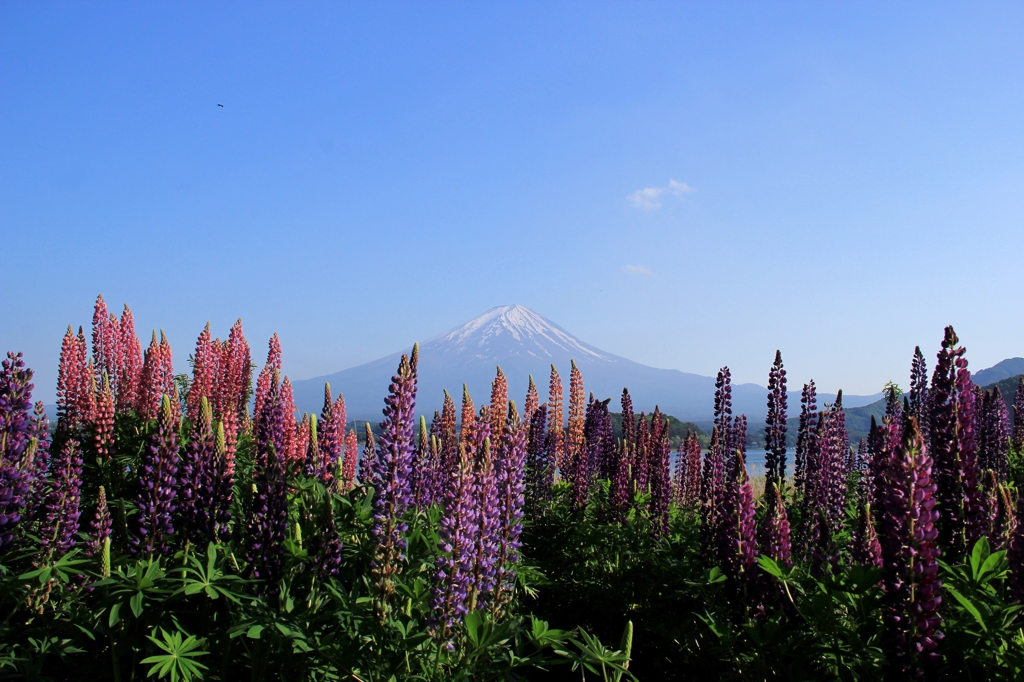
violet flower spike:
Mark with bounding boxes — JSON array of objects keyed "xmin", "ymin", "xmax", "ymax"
[{"xmin": 130, "ymin": 395, "xmax": 180, "ymax": 558}]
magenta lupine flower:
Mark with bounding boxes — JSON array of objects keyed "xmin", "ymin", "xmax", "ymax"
[
  {"xmin": 878, "ymin": 417, "xmax": 943, "ymax": 678},
  {"xmin": 364, "ymin": 348, "xmax": 418, "ymax": 603},
  {"xmin": 469, "ymin": 436, "xmax": 500, "ymax": 611},
  {"xmin": 758, "ymin": 482, "xmax": 792, "ymax": 568},
  {"xmin": 432, "ymin": 443, "xmax": 477, "ymax": 638},
  {"xmin": 649, "ymin": 409, "xmax": 672, "ymax": 538},
  {"xmin": 493, "ymin": 402, "xmax": 527, "ymax": 611},
  {"xmin": 794, "ymin": 381, "xmax": 818, "ymax": 500},
  {"xmin": 1, "ymin": 353, "xmax": 36, "ymax": 549},
  {"xmin": 116, "ymin": 305, "xmax": 144, "ymax": 413},
  {"xmin": 177, "ymin": 397, "xmax": 217, "ymax": 548},
  {"xmin": 39, "ymin": 437, "xmax": 84, "ymax": 561},
  {"xmin": 131, "ymin": 395, "xmax": 180, "ymax": 558},
  {"xmin": 246, "ymin": 377, "xmax": 289, "ymax": 588},
  {"xmin": 1007, "ymin": 490, "xmax": 1024, "ymax": 602},
  {"xmin": 851, "ymin": 503, "xmax": 883, "ymax": 568},
  {"xmin": 929, "ymin": 326, "xmax": 986, "ymax": 557},
  {"xmin": 715, "ymin": 450, "xmax": 758, "ymax": 581},
  {"xmin": 764, "ymin": 351, "xmax": 788, "ymax": 485},
  {"xmin": 87, "ymin": 485, "xmax": 112, "ymax": 556},
  {"xmin": 341, "ymin": 429, "xmax": 359, "ymax": 492}
]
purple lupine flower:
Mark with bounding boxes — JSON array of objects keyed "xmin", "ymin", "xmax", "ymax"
[
  {"xmin": 308, "ymin": 488, "xmax": 342, "ymax": 582},
  {"xmin": 39, "ymin": 437, "xmax": 84, "ymax": 561},
  {"xmin": 633, "ymin": 413, "xmax": 650, "ymax": 494},
  {"xmin": 621, "ymin": 388, "xmax": 635, "ymax": 447},
  {"xmin": 758, "ymin": 482, "xmax": 792, "ymax": 568},
  {"xmin": 851, "ymin": 502, "xmax": 882, "ymax": 568},
  {"xmin": 908, "ymin": 346, "xmax": 929, "ymax": 441},
  {"xmin": 672, "ymin": 438, "xmax": 686, "ymax": 508},
  {"xmin": 570, "ymin": 394, "xmax": 602, "ymax": 511},
  {"xmin": 493, "ymin": 401, "xmax": 527, "ymax": 612},
  {"xmin": 1007, "ymin": 489, "xmax": 1024, "ymax": 602},
  {"xmin": 715, "ymin": 449, "xmax": 758, "ymax": 582},
  {"xmin": 730, "ymin": 414, "xmax": 748, "ymax": 464},
  {"xmin": 87, "ymin": 485, "xmax": 112, "ymax": 556},
  {"xmin": 177, "ymin": 397, "xmax": 216, "ymax": 549},
  {"xmin": 309, "ymin": 384, "xmax": 335, "ymax": 480},
  {"xmin": 855, "ymin": 438, "xmax": 871, "ymax": 504},
  {"xmin": 524, "ymin": 404, "xmax": 552, "ymax": 517},
  {"xmin": 364, "ymin": 348, "xmax": 418, "ymax": 604},
  {"xmin": 212, "ymin": 421, "xmax": 234, "ymax": 543},
  {"xmin": 609, "ymin": 438, "xmax": 633, "ymax": 523},
  {"xmin": 649, "ymin": 408, "xmax": 672, "ymax": 539},
  {"xmin": 982, "ymin": 470, "xmax": 1014, "ymax": 549},
  {"xmin": 431, "ymin": 443, "xmax": 476, "ymax": 639},
  {"xmin": 978, "ymin": 388, "xmax": 1010, "ymax": 480},
  {"xmin": 794, "ymin": 381, "xmax": 818, "ymax": 501},
  {"xmin": 929, "ymin": 326, "xmax": 986, "ymax": 558},
  {"xmin": 246, "ymin": 378, "xmax": 289, "ymax": 589},
  {"xmin": 131, "ymin": 395, "xmax": 179, "ymax": 558},
  {"xmin": 822, "ymin": 396, "xmax": 849, "ymax": 532},
  {"xmin": 469, "ymin": 437, "xmax": 499, "ymax": 611},
  {"xmin": 1013, "ymin": 377, "xmax": 1024, "ymax": 454},
  {"xmin": 798, "ymin": 401, "xmax": 848, "ymax": 564},
  {"xmin": 588, "ymin": 396, "xmax": 615, "ymax": 481},
  {"xmin": 764, "ymin": 351, "xmax": 788, "ymax": 485},
  {"xmin": 878, "ymin": 416, "xmax": 943, "ymax": 678},
  {"xmin": 682, "ymin": 431, "xmax": 702, "ymax": 508},
  {"xmin": 700, "ymin": 426, "xmax": 726, "ymax": 566},
  {"xmin": 24, "ymin": 402, "xmax": 52, "ymax": 523},
  {"xmin": 0, "ymin": 352, "xmax": 36, "ymax": 550}
]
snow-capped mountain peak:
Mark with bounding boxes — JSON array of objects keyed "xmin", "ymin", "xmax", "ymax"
[{"xmin": 423, "ymin": 304, "xmax": 608, "ymax": 362}]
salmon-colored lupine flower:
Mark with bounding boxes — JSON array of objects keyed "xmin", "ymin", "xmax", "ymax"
[
  {"xmin": 342, "ymin": 428, "xmax": 359, "ymax": 491},
  {"xmin": 189, "ymin": 323, "xmax": 215, "ymax": 419},
  {"xmin": 136, "ymin": 332, "xmax": 163, "ymax": 420},
  {"xmin": 460, "ymin": 384, "xmax": 477, "ymax": 456},
  {"xmin": 489, "ymin": 367, "xmax": 508, "ymax": 443},
  {"xmin": 56, "ymin": 326, "xmax": 87, "ymax": 433},
  {"xmin": 94, "ymin": 373, "xmax": 115, "ymax": 460},
  {"xmin": 564, "ymin": 360, "xmax": 585, "ymax": 480},
  {"xmin": 117, "ymin": 305, "xmax": 143, "ymax": 412},
  {"xmin": 547, "ymin": 365, "xmax": 563, "ymax": 471},
  {"xmin": 523, "ymin": 375, "xmax": 539, "ymax": 430}
]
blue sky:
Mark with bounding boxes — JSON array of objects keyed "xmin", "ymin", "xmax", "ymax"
[{"xmin": 2, "ymin": 2, "xmax": 1023, "ymax": 403}]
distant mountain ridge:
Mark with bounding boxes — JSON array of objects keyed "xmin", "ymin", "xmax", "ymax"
[
  {"xmin": 973, "ymin": 358, "xmax": 1024, "ymax": 387},
  {"xmin": 290, "ymin": 304, "xmax": 878, "ymax": 424}
]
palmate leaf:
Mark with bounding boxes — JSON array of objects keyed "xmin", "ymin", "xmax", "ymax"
[{"xmin": 141, "ymin": 628, "xmax": 209, "ymax": 682}]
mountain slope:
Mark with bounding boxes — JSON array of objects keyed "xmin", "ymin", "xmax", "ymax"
[
  {"xmin": 973, "ymin": 358, "xmax": 1024, "ymax": 386},
  {"xmin": 290, "ymin": 305, "xmax": 876, "ymax": 423}
]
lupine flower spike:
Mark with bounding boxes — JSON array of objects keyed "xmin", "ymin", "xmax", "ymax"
[
  {"xmin": 879, "ymin": 416, "xmax": 942, "ymax": 678},
  {"xmin": 131, "ymin": 395, "xmax": 180, "ymax": 558}
]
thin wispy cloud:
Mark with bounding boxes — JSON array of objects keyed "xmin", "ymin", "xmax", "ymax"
[
  {"xmin": 622, "ymin": 264, "xmax": 653, "ymax": 275},
  {"xmin": 627, "ymin": 179, "xmax": 695, "ymax": 209}
]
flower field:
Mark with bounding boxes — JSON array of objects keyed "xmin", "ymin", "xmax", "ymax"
[{"xmin": 2, "ymin": 295, "xmax": 1024, "ymax": 680}]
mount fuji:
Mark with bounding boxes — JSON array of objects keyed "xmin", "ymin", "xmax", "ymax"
[{"xmin": 290, "ymin": 305, "xmax": 879, "ymax": 424}]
